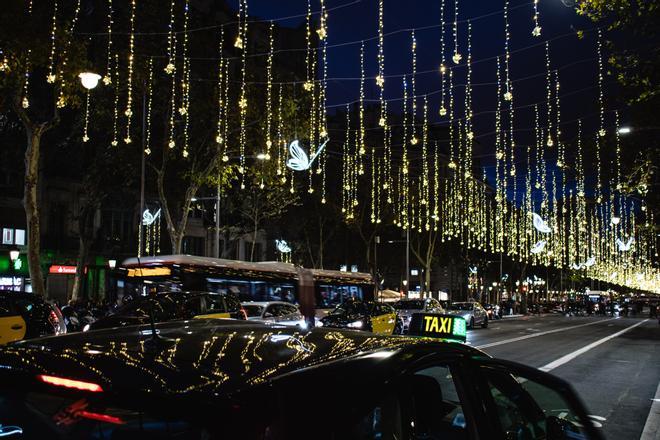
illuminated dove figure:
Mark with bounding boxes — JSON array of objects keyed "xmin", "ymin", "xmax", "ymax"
[
  {"xmin": 275, "ymin": 239, "xmax": 292, "ymax": 253},
  {"xmin": 142, "ymin": 208, "xmax": 161, "ymax": 226},
  {"xmin": 531, "ymin": 213, "xmax": 552, "ymax": 234},
  {"xmin": 583, "ymin": 256, "xmax": 596, "ymax": 268},
  {"xmin": 286, "ymin": 139, "xmax": 329, "ymax": 172},
  {"xmin": 530, "ymin": 240, "xmax": 546, "ymax": 254},
  {"xmin": 616, "ymin": 237, "xmax": 634, "ymax": 252}
]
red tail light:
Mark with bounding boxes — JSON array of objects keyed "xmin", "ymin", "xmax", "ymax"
[
  {"xmin": 79, "ymin": 410, "xmax": 125, "ymax": 424},
  {"xmin": 37, "ymin": 375, "xmax": 104, "ymax": 392},
  {"xmin": 240, "ymin": 308, "xmax": 248, "ymax": 320},
  {"xmin": 48, "ymin": 309, "xmax": 60, "ymax": 326}
]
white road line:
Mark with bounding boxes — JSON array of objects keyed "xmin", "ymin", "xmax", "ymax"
[
  {"xmin": 539, "ymin": 319, "xmax": 648, "ymax": 372},
  {"xmin": 641, "ymin": 380, "xmax": 660, "ymax": 440},
  {"xmin": 475, "ymin": 318, "xmax": 617, "ymax": 349}
]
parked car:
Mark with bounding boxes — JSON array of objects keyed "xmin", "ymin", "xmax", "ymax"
[
  {"xmin": 242, "ymin": 301, "xmax": 307, "ymax": 328},
  {"xmin": 0, "ymin": 316, "xmax": 604, "ymax": 439},
  {"xmin": 85, "ymin": 291, "xmax": 246, "ymax": 331},
  {"xmin": 320, "ymin": 299, "xmax": 400, "ymax": 335},
  {"xmin": 392, "ymin": 298, "xmax": 444, "ymax": 332},
  {"xmin": 0, "ymin": 292, "xmax": 66, "ymax": 344},
  {"xmin": 446, "ymin": 301, "xmax": 489, "ymax": 328}
]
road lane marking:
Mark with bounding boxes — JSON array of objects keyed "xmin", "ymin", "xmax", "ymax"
[
  {"xmin": 641, "ymin": 380, "xmax": 660, "ymax": 440},
  {"xmin": 539, "ymin": 319, "xmax": 648, "ymax": 372},
  {"xmin": 475, "ymin": 318, "xmax": 617, "ymax": 349}
]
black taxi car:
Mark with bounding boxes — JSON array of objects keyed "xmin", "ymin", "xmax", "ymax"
[
  {"xmin": 85, "ymin": 291, "xmax": 246, "ymax": 331},
  {"xmin": 0, "ymin": 312, "xmax": 603, "ymax": 440},
  {"xmin": 0, "ymin": 292, "xmax": 66, "ymax": 344}
]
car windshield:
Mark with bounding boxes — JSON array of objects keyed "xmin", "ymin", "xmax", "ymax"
[
  {"xmin": 330, "ymin": 302, "xmax": 367, "ymax": 316},
  {"xmin": 242, "ymin": 305, "xmax": 264, "ymax": 317},
  {"xmin": 115, "ymin": 296, "xmax": 177, "ymax": 320},
  {"xmin": 392, "ymin": 300, "xmax": 425, "ymax": 310},
  {"xmin": 449, "ymin": 303, "xmax": 473, "ymax": 311}
]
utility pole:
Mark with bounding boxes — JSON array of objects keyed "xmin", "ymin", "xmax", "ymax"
[
  {"xmin": 214, "ymin": 181, "xmax": 220, "ymax": 258},
  {"xmin": 405, "ymin": 227, "xmax": 410, "ymax": 298},
  {"xmin": 374, "ymin": 235, "xmax": 380, "ymax": 288},
  {"xmin": 138, "ymin": 86, "xmax": 146, "ymax": 257}
]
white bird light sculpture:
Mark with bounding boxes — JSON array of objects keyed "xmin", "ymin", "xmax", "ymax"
[
  {"xmin": 531, "ymin": 213, "xmax": 552, "ymax": 234},
  {"xmin": 530, "ymin": 240, "xmax": 547, "ymax": 254},
  {"xmin": 142, "ymin": 208, "xmax": 161, "ymax": 226},
  {"xmin": 616, "ymin": 237, "xmax": 634, "ymax": 252},
  {"xmin": 286, "ymin": 139, "xmax": 329, "ymax": 172},
  {"xmin": 275, "ymin": 239, "xmax": 292, "ymax": 254},
  {"xmin": 583, "ymin": 256, "xmax": 596, "ymax": 268}
]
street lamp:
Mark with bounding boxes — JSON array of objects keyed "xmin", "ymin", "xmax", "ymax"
[
  {"xmin": 9, "ymin": 248, "xmax": 20, "ymax": 263},
  {"xmin": 108, "ymin": 259, "xmax": 117, "ymax": 269},
  {"xmin": 617, "ymin": 126, "xmax": 632, "ymax": 135},
  {"xmin": 79, "ymin": 72, "xmax": 102, "ymax": 90}
]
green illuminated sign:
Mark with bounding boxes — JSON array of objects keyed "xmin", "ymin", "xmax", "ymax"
[{"xmin": 408, "ymin": 313, "xmax": 467, "ymax": 343}]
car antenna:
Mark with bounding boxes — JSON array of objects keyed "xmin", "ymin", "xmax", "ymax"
[{"xmin": 134, "ymin": 254, "xmax": 171, "ymax": 352}]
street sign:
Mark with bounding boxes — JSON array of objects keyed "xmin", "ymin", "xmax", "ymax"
[{"xmin": 408, "ymin": 313, "xmax": 467, "ymax": 343}]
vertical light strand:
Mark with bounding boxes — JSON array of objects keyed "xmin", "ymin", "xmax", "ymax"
[
  {"xmin": 376, "ymin": 0, "xmax": 385, "ymax": 125},
  {"xmin": 166, "ymin": 0, "xmax": 178, "ymax": 149},
  {"xmin": 410, "ymin": 30, "xmax": 418, "ymax": 146},
  {"xmin": 439, "ymin": 0, "xmax": 447, "ymax": 116},
  {"xmin": 82, "ymin": 89, "xmax": 90, "ymax": 142},
  {"xmin": 264, "ymin": 21, "xmax": 274, "ymax": 159},
  {"xmin": 358, "ymin": 41, "xmax": 366, "ymax": 166},
  {"xmin": 165, "ymin": 0, "xmax": 177, "ymax": 74},
  {"xmin": 181, "ymin": 57, "xmax": 191, "ymax": 158},
  {"xmin": 111, "ymin": 54, "xmax": 120, "ymax": 146},
  {"xmin": 319, "ymin": 2, "xmax": 329, "ymax": 204},
  {"xmin": 56, "ymin": 0, "xmax": 82, "ymax": 108},
  {"xmin": 21, "ymin": 51, "xmax": 31, "ymax": 109},
  {"xmin": 422, "ymin": 95, "xmax": 430, "ymax": 230},
  {"xmin": 452, "ymin": 0, "xmax": 461, "ymax": 64},
  {"xmin": 277, "ymin": 83, "xmax": 285, "ymax": 178},
  {"xmin": 103, "ymin": 0, "xmax": 113, "ymax": 85},
  {"xmin": 47, "ymin": 0, "xmax": 58, "ymax": 83},
  {"xmin": 216, "ymin": 26, "xmax": 225, "ymax": 151},
  {"xmin": 124, "ymin": 0, "xmax": 136, "ymax": 144},
  {"xmin": 495, "ymin": 56, "xmax": 504, "ymax": 252},
  {"xmin": 145, "ymin": 58, "xmax": 154, "ymax": 156},
  {"xmin": 237, "ymin": 0, "xmax": 249, "ymax": 189},
  {"xmin": 545, "ymin": 41, "xmax": 554, "ymax": 147},
  {"xmin": 222, "ymin": 57, "xmax": 230, "ymax": 162},
  {"xmin": 595, "ymin": 28, "xmax": 605, "ymax": 203},
  {"xmin": 532, "ymin": 0, "xmax": 541, "ymax": 37}
]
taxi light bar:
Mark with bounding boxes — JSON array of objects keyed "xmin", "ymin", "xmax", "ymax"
[
  {"xmin": 37, "ymin": 375, "xmax": 104, "ymax": 393},
  {"xmin": 407, "ymin": 313, "xmax": 467, "ymax": 343}
]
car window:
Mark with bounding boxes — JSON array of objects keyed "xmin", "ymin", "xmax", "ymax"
[
  {"xmin": 264, "ymin": 305, "xmax": 277, "ymax": 318},
  {"xmin": 479, "ymin": 365, "xmax": 589, "ymax": 439},
  {"xmin": 205, "ymin": 295, "xmax": 228, "ymax": 314},
  {"xmin": 242, "ymin": 305, "xmax": 263, "ymax": 317},
  {"xmin": 224, "ymin": 294, "xmax": 241, "ymax": 312},
  {"xmin": 182, "ymin": 296, "xmax": 204, "ymax": 318},
  {"xmin": 284, "ymin": 304, "xmax": 299, "ymax": 315}
]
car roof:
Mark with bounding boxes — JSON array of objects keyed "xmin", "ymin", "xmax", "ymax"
[
  {"xmin": 241, "ymin": 301, "xmax": 294, "ymax": 307},
  {"xmin": 0, "ymin": 320, "xmax": 482, "ymax": 400}
]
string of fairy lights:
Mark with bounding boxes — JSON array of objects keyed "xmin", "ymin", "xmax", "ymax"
[{"xmin": 6, "ymin": 0, "xmax": 657, "ymax": 292}]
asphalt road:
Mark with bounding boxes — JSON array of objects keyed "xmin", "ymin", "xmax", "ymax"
[{"xmin": 465, "ymin": 314, "xmax": 660, "ymax": 440}]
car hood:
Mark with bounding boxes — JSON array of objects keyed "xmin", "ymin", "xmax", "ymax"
[
  {"xmin": 320, "ymin": 313, "xmax": 365, "ymax": 326},
  {"xmin": 446, "ymin": 309, "xmax": 471, "ymax": 317}
]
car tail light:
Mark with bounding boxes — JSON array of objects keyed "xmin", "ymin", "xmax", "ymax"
[
  {"xmin": 37, "ymin": 375, "xmax": 104, "ymax": 392},
  {"xmin": 239, "ymin": 308, "xmax": 248, "ymax": 320},
  {"xmin": 78, "ymin": 410, "xmax": 125, "ymax": 424}
]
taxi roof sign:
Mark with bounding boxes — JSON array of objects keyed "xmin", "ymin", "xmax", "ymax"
[{"xmin": 408, "ymin": 313, "xmax": 467, "ymax": 343}]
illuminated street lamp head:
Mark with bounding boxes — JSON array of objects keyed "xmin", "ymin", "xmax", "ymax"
[
  {"xmin": 79, "ymin": 72, "xmax": 102, "ymax": 90},
  {"xmin": 256, "ymin": 152, "xmax": 268, "ymax": 160},
  {"xmin": 9, "ymin": 248, "xmax": 19, "ymax": 262},
  {"xmin": 108, "ymin": 259, "xmax": 117, "ymax": 269},
  {"xmin": 617, "ymin": 126, "xmax": 632, "ymax": 135}
]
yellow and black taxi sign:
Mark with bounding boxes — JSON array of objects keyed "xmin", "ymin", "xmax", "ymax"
[{"xmin": 408, "ymin": 313, "xmax": 467, "ymax": 342}]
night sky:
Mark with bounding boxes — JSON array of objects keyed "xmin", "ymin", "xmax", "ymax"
[{"xmin": 227, "ymin": 0, "xmax": 608, "ymax": 196}]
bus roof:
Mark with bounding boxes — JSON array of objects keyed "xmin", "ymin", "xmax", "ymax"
[{"xmin": 121, "ymin": 255, "xmax": 373, "ymax": 284}]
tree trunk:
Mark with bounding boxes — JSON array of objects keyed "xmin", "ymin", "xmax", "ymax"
[
  {"xmin": 250, "ymin": 209, "xmax": 259, "ymax": 262},
  {"xmin": 71, "ymin": 204, "xmax": 97, "ymax": 302},
  {"xmin": 23, "ymin": 127, "xmax": 47, "ymax": 298}
]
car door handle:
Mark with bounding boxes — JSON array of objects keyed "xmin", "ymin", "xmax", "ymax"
[{"xmin": 11, "ymin": 324, "xmax": 24, "ymax": 330}]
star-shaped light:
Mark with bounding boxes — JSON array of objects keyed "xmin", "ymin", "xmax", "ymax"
[
  {"xmin": 168, "ymin": 140, "xmax": 175, "ymax": 148},
  {"xmin": 46, "ymin": 74, "xmax": 57, "ymax": 83},
  {"xmin": 82, "ymin": 135, "xmax": 89, "ymax": 143},
  {"xmin": 375, "ymin": 75, "xmax": 384, "ymax": 87},
  {"xmin": 102, "ymin": 75, "xmax": 112, "ymax": 86},
  {"xmin": 439, "ymin": 107, "xmax": 447, "ymax": 116},
  {"xmin": 504, "ymin": 91, "xmax": 513, "ymax": 101},
  {"xmin": 164, "ymin": 63, "xmax": 175, "ymax": 75},
  {"xmin": 234, "ymin": 36, "xmax": 244, "ymax": 49},
  {"xmin": 316, "ymin": 27, "xmax": 327, "ymax": 40},
  {"xmin": 452, "ymin": 53, "xmax": 462, "ymax": 64},
  {"xmin": 21, "ymin": 97, "xmax": 29, "ymax": 108},
  {"xmin": 532, "ymin": 26, "xmax": 542, "ymax": 37}
]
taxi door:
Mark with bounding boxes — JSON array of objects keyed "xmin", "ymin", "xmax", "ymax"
[
  {"xmin": 0, "ymin": 300, "xmax": 26, "ymax": 345},
  {"xmin": 370, "ymin": 304, "xmax": 397, "ymax": 335}
]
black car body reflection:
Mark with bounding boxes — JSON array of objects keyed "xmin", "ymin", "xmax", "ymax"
[
  {"xmin": 86, "ymin": 291, "xmax": 245, "ymax": 331},
  {"xmin": 0, "ymin": 319, "xmax": 603, "ymax": 440}
]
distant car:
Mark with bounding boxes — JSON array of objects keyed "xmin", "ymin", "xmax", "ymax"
[
  {"xmin": 0, "ymin": 292, "xmax": 66, "ymax": 344},
  {"xmin": 392, "ymin": 298, "xmax": 444, "ymax": 332},
  {"xmin": 85, "ymin": 291, "xmax": 246, "ymax": 331},
  {"xmin": 320, "ymin": 300, "xmax": 399, "ymax": 335},
  {"xmin": 241, "ymin": 301, "xmax": 306, "ymax": 328},
  {"xmin": 446, "ymin": 301, "xmax": 489, "ymax": 329}
]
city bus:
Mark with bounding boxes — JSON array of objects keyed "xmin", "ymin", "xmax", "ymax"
[{"xmin": 111, "ymin": 255, "xmax": 374, "ymax": 315}]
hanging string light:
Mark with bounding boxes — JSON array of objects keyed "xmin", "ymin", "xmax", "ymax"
[
  {"xmin": 181, "ymin": 57, "xmax": 191, "ymax": 158},
  {"xmin": 503, "ymin": 0, "xmax": 512, "ymax": 102},
  {"xmin": 303, "ymin": 0, "xmax": 313, "ymax": 92},
  {"xmin": 439, "ymin": 0, "xmax": 447, "ymax": 116},
  {"xmin": 47, "ymin": 0, "xmax": 58, "ymax": 83},
  {"xmin": 21, "ymin": 50, "xmax": 31, "ymax": 109},
  {"xmin": 103, "ymin": 0, "xmax": 113, "ymax": 85},
  {"xmin": 532, "ymin": 0, "xmax": 542, "ymax": 37},
  {"xmin": 358, "ymin": 40, "xmax": 366, "ymax": 162},
  {"xmin": 144, "ymin": 58, "xmax": 154, "ymax": 156},
  {"xmin": 410, "ymin": 30, "xmax": 418, "ymax": 146},
  {"xmin": 222, "ymin": 58, "xmax": 231, "ymax": 163},
  {"xmin": 111, "ymin": 53, "xmax": 120, "ymax": 147},
  {"xmin": 377, "ymin": 0, "xmax": 386, "ymax": 126},
  {"xmin": 56, "ymin": 0, "xmax": 82, "ymax": 108},
  {"xmin": 216, "ymin": 26, "xmax": 225, "ymax": 150},
  {"xmin": 452, "ymin": 0, "xmax": 461, "ymax": 63},
  {"xmin": 264, "ymin": 21, "xmax": 274, "ymax": 160},
  {"xmin": 81, "ymin": 88, "xmax": 91, "ymax": 142},
  {"xmin": 276, "ymin": 83, "xmax": 285, "ymax": 178},
  {"xmin": 237, "ymin": 0, "xmax": 249, "ymax": 189},
  {"xmin": 124, "ymin": 0, "xmax": 136, "ymax": 144},
  {"xmin": 166, "ymin": 0, "xmax": 178, "ymax": 149},
  {"xmin": 545, "ymin": 41, "xmax": 554, "ymax": 147},
  {"xmin": 165, "ymin": 0, "xmax": 177, "ymax": 75}
]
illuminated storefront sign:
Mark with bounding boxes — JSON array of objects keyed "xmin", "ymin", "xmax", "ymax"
[{"xmin": 49, "ymin": 265, "xmax": 77, "ymax": 274}]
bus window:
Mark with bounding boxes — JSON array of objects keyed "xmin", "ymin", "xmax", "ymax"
[
  {"xmin": 316, "ymin": 285, "xmax": 364, "ymax": 309},
  {"xmin": 205, "ymin": 278, "xmax": 297, "ymax": 304}
]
